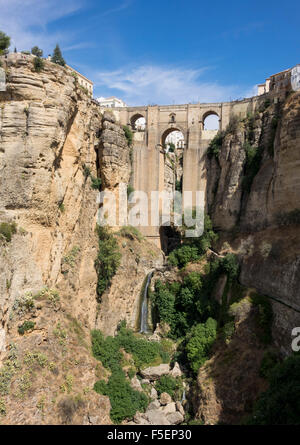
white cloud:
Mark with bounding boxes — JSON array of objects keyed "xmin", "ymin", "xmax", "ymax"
[
  {"xmin": 0, "ymin": 0, "xmax": 82, "ymax": 53},
  {"xmin": 95, "ymin": 65, "xmax": 253, "ymax": 106}
]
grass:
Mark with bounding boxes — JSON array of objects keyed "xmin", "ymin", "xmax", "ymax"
[{"xmin": 0, "ymin": 222, "xmax": 17, "ymax": 242}]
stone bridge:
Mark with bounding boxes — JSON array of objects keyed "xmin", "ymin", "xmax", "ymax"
[{"xmin": 111, "ymin": 99, "xmax": 259, "ymax": 248}]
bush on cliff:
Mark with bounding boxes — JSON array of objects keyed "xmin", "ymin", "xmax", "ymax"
[
  {"xmin": 0, "ymin": 222, "xmax": 17, "ymax": 242},
  {"xmin": 248, "ymin": 353, "xmax": 300, "ymax": 425},
  {"xmin": 186, "ymin": 317, "xmax": 217, "ymax": 375},
  {"xmin": 167, "ymin": 214, "xmax": 218, "ymax": 268},
  {"xmin": 95, "ymin": 226, "xmax": 121, "ymax": 300}
]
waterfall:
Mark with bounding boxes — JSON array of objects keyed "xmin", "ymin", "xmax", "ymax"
[{"xmin": 140, "ymin": 271, "xmax": 154, "ymax": 334}]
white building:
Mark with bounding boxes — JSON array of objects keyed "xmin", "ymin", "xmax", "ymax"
[
  {"xmin": 165, "ymin": 130, "xmax": 184, "ymax": 149},
  {"xmin": 97, "ymin": 96, "xmax": 127, "ymax": 108}
]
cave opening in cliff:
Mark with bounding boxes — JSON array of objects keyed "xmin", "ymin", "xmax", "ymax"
[{"xmin": 159, "ymin": 224, "xmax": 181, "ymax": 255}]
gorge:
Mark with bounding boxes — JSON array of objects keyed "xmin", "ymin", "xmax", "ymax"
[{"xmin": 0, "ymin": 53, "xmax": 299, "ymax": 425}]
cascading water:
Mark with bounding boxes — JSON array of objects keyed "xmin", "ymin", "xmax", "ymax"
[{"xmin": 140, "ymin": 271, "xmax": 154, "ymax": 334}]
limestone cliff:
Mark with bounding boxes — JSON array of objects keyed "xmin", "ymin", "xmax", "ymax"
[
  {"xmin": 206, "ymin": 92, "xmax": 300, "ymax": 354},
  {"xmin": 0, "ymin": 54, "xmax": 150, "ymax": 424}
]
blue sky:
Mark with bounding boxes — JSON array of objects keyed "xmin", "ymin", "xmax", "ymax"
[{"xmin": 0, "ymin": 0, "xmax": 299, "ymax": 105}]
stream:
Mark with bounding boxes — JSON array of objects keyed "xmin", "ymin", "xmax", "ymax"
[{"xmin": 140, "ymin": 271, "xmax": 154, "ymax": 334}]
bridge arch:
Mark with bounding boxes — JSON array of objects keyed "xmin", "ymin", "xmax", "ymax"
[
  {"xmin": 161, "ymin": 125, "xmax": 187, "ymax": 149},
  {"xmin": 202, "ymin": 110, "xmax": 220, "ymax": 131},
  {"xmin": 130, "ymin": 113, "xmax": 146, "ymax": 130}
]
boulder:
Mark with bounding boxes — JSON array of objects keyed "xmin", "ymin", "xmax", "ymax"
[
  {"xmin": 160, "ymin": 392, "xmax": 172, "ymax": 405},
  {"xmin": 167, "ymin": 411, "xmax": 184, "ymax": 425},
  {"xmin": 160, "ymin": 402, "xmax": 176, "ymax": 415},
  {"xmin": 130, "ymin": 376, "xmax": 143, "ymax": 392},
  {"xmin": 141, "ymin": 364, "xmax": 170, "ymax": 380},
  {"xmin": 150, "ymin": 387, "xmax": 158, "ymax": 400},
  {"xmin": 147, "ymin": 400, "xmax": 160, "ymax": 410},
  {"xmin": 170, "ymin": 362, "xmax": 183, "ymax": 378},
  {"xmin": 145, "ymin": 410, "xmax": 170, "ymax": 425},
  {"xmin": 176, "ymin": 401, "xmax": 185, "ymax": 417}
]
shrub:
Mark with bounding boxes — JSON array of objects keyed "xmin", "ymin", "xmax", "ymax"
[
  {"xmin": 95, "ymin": 226, "xmax": 121, "ymax": 299},
  {"xmin": 259, "ymin": 351, "xmax": 280, "ymax": 379},
  {"xmin": 123, "ymin": 125, "xmax": 133, "ymax": 146},
  {"xmin": 90, "ymin": 176, "xmax": 101, "ymax": 190},
  {"xmin": 242, "ymin": 143, "xmax": 263, "ymax": 193},
  {"xmin": 118, "ymin": 225, "xmax": 143, "ymax": 242},
  {"xmin": 186, "ymin": 318, "xmax": 217, "ymax": 375},
  {"xmin": 207, "ymin": 131, "xmax": 224, "ymax": 159},
  {"xmin": 33, "ymin": 56, "xmax": 44, "ymax": 73},
  {"xmin": 250, "ymin": 293, "xmax": 273, "ymax": 345},
  {"xmin": 155, "ymin": 375, "xmax": 183, "ymax": 399},
  {"xmin": 0, "ymin": 222, "xmax": 17, "ymax": 242},
  {"xmin": 127, "ymin": 184, "xmax": 135, "ymax": 198},
  {"xmin": 94, "ymin": 369, "xmax": 148, "ymax": 423},
  {"xmin": 31, "ymin": 46, "xmax": 43, "ymax": 57},
  {"xmin": 248, "ymin": 354, "xmax": 300, "ymax": 424},
  {"xmin": 168, "ymin": 245, "xmax": 199, "ymax": 268},
  {"xmin": 18, "ymin": 321, "xmax": 35, "ymax": 335}
]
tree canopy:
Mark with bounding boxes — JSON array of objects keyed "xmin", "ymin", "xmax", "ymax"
[
  {"xmin": 31, "ymin": 46, "xmax": 43, "ymax": 57},
  {"xmin": 0, "ymin": 31, "xmax": 10, "ymax": 54},
  {"xmin": 51, "ymin": 44, "xmax": 65, "ymax": 66}
]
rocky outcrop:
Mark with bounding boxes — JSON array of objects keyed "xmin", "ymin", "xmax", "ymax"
[
  {"xmin": 207, "ymin": 92, "xmax": 300, "ymax": 355},
  {"xmin": 0, "ymin": 54, "xmax": 132, "ymax": 424},
  {"xmin": 140, "ymin": 363, "xmax": 170, "ymax": 380}
]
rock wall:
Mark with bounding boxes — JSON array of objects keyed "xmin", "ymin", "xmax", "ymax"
[
  {"xmin": 0, "ymin": 54, "xmax": 134, "ymax": 424},
  {"xmin": 206, "ymin": 91, "xmax": 300, "ymax": 355}
]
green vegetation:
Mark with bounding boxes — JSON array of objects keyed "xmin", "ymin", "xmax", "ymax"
[
  {"xmin": 94, "ymin": 370, "xmax": 148, "ymax": 424},
  {"xmin": 123, "ymin": 125, "xmax": 133, "ymax": 146},
  {"xmin": 155, "ymin": 375, "xmax": 183, "ymax": 399},
  {"xmin": 33, "ymin": 56, "xmax": 45, "ymax": 73},
  {"xmin": 90, "ymin": 176, "xmax": 102, "ymax": 190},
  {"xmin": 259, "ymin": 350, "xmax": 280, "ymax": 379},
  {"xmin": 18, "ymin": 321, "xmax": 35, "ymax": 335},
  {"xmin": 168, "ymin": 214, "xmax": 218, "ymax": 268},
  {"xmin": 153, "ymin": 253, "xmax": 239, "ymax": 341},
  {"xmin": 186, "ymin": 318, "xmax": 217, "ymax": 375},
  {"xmin": 82, "ymin": 164, "xmax": 101, "ymax": 190},
  {"xmin": 0, "ymin": 345, "xmax": 19, "ymax": 396},
  {"xmin": 0, "ymin": 398, "xmax": 6, "ymax": 416},
  {"xmin": 51, "ymin": 44, "xmax": 66, "ymax": 66},
  {"xmin": 242, "ymin": 142, "xmax": 263, "ymax": 193},
  {"xmin": 31, "ymin": 46, "xmax": 43, "ymax": 57},
  {"xmin": 250, "ymin": 293, "xmax": 273, "ymax": 345},
  {"xmin": 127, "ymin": 184, "xmax": 135, "ymax": 198},
  {"xmin": 92, "ymin": 323, "xmax": 171, "ymax": 423},
  {"xmin": 63, "ymin": 246, "xmax": 80, "ymax": 269},
  {"xmin": 95, "ymin": 226, "xmax": 121, "ymax": 300},
  {"xmin": 0, "ymin": 222, "xmax": 17, "ymax": 242},
  {"xmin": 207, "ymin": 132, "xmax": 224, "ymax": 160},
  {"xmin": 248, "ymin": 354, "xmax": 300, "ymax": 424},
  {"xmin": 0, "ymin": 31, "xmax": 10, "ymax": 55},
  {"xmin": 118, "ymin": 225, "xmax": 144, "ymax": 242}
]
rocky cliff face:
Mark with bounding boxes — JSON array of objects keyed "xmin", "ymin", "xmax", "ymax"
[
  {"xmin": 206, "ymin": 92, "xmax": 300, "ymax": 355},
  {"xmin": 0, "ymin": 54, "xmax": 146, "ymax": 424}
]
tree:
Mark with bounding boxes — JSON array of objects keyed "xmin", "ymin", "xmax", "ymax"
[
  {"xmin": 31, "ymin": 46, "xmax": 43, "ymax": 57},
  {"xmin": 0, "ymin": 31, "xmax": 10, "ymax": 55},
  {"xmin": 33, "ymin": 56, "xmax": 44, "ymax": 73},
  {"xmin": 51, "ymin": 44, "xmax": 66, "ymax": 66}
]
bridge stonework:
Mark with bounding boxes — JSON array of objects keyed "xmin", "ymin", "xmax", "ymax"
[{"xmin": 112, "ymin": 98, "xmax": 259, "ymax": 247}]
